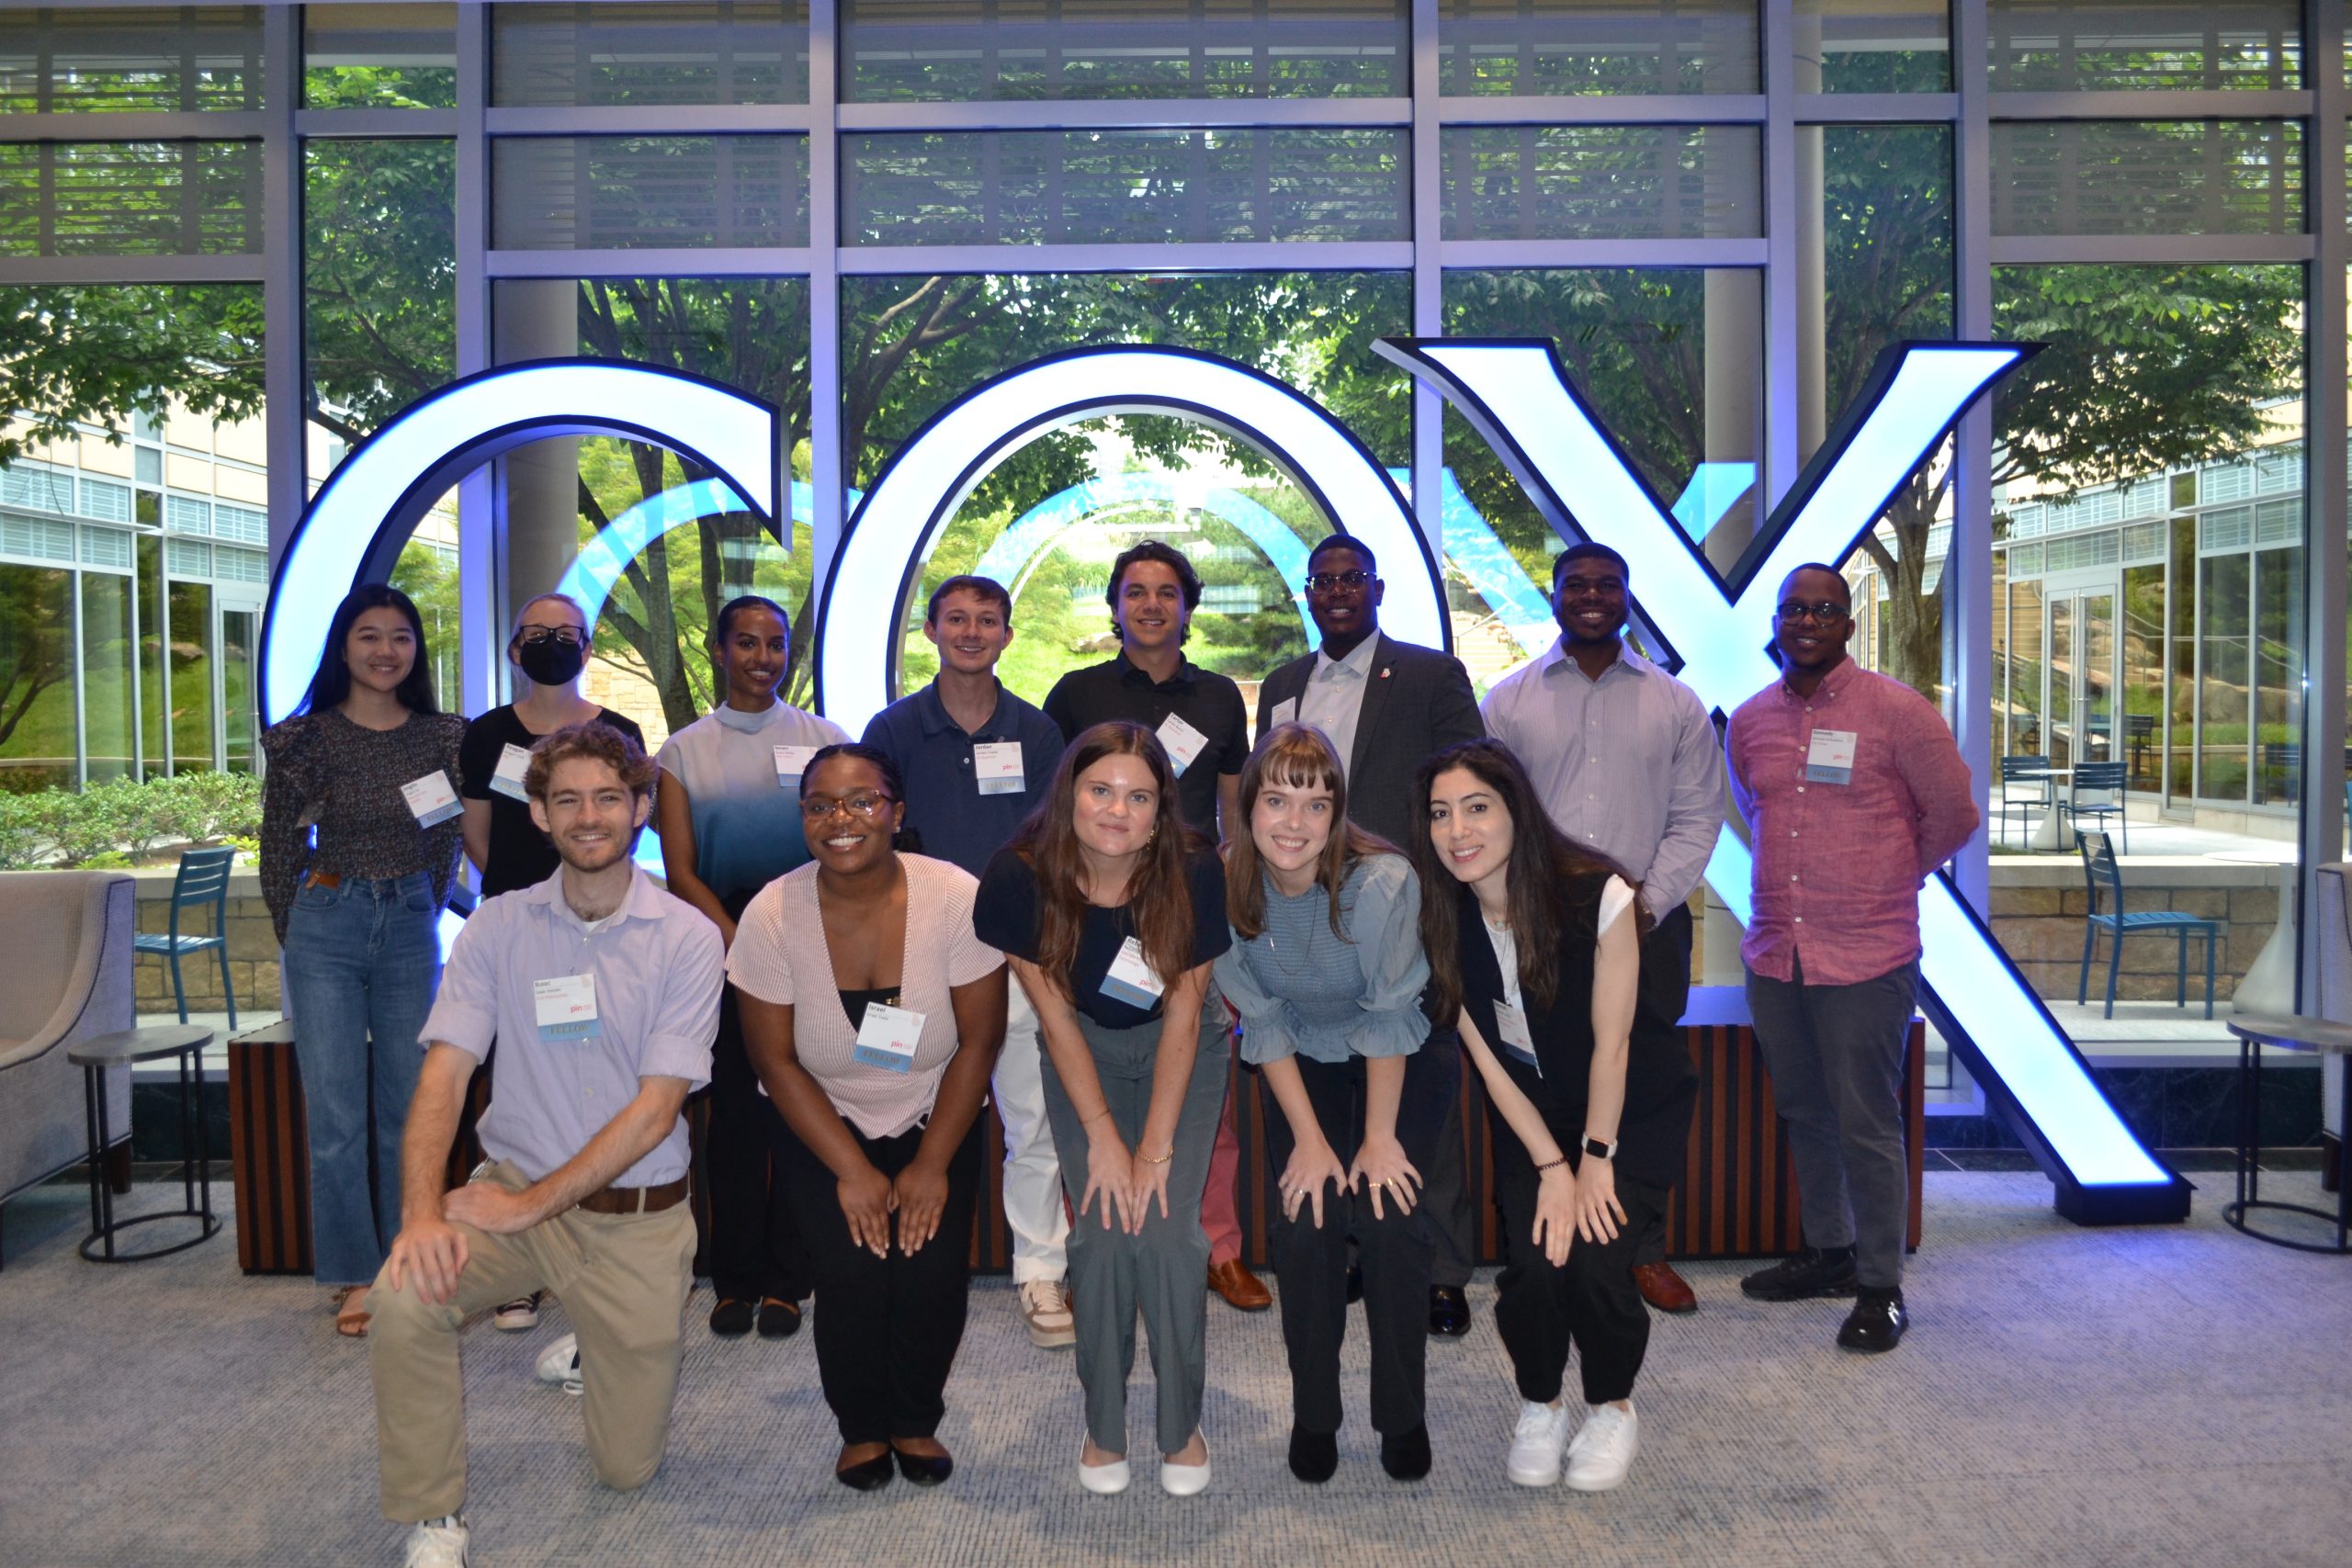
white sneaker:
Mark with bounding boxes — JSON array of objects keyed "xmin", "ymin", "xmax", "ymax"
[
  {"xmin": 1020, "ymin": 1278, "xmax": 1077, "ymax": 1348},
  {"xmin": 1078, "ymin": 1441, "xmax": 1131, "ymax": 1495},
  {"xmin": 1159, "ymin": 1437, "xmax": 1210, "ymax": 1497},
  {"xmin": 1505, "ymin": 1399, "xmax": 1572, "ymax": 1487},
  {"xmin": 1564, "ymin": 1401, "xmax": 1639, "ymax": 1492},
  {"xmin": 401, "ymin": 1514, "xmax": 468, "ymax": 1568},
  {"xmin": 534, "ymin": 1333, "xmax": 582, "ymax": 1396},
  {"xmin": 492, "ymin": 1292, "xmax": 541, "ymax": 1331}
]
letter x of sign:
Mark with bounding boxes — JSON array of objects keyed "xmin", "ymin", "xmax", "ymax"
[{"xmin": 1378, "ymin": 337, "xmax": 2188, "ymax": 1225}]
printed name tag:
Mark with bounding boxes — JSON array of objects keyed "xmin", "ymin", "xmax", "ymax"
[
  {"xmin": 1156, "ymin": 712, "xmax": 1209, "ymax": 778},
  {"xmin": 774, "ymin": 744, "xmax": 819, "ymax": 784},
  {"xmin": 533, "ymin": 974, "xmax": 603, "ymax": 1042},
  {"xmin": 1100, "ymin": 935, "xmax": 1167, "ymax": 1010},
  {"xmin": 490, "ymin": 742, "xmax": 533, "ymax": 802},
  {"xmin": 1494, "ymin": 1000, "xmax": 1541, "ymax": 1075},
  {"xmin": 973, "ymin": 740, "xmax": 1026, "ymax": 796},
  {"xmin": 1267, "ymin": 697, "xmax": 1298, "ymax": 729},
  {"xmin": 1804, "ymin": 728, "xmax": 1859, "ymax": 786},
  {"xmin": 852, "ymin": 1000, "xmax": 925, "ymax": 1074},
  {"xmin": 401, "ymin": 770, "xmax": 462, "ymax": 828}
]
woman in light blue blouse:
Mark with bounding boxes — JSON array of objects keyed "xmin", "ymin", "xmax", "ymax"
[{"xmin": 1213, "ymin": 723, "xmax": 1450, "ymax": 1485}]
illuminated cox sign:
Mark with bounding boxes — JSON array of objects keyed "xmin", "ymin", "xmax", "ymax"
[{"xmin": 260, "ymin": 337, "xmax": 2188, "ymax": 1227}]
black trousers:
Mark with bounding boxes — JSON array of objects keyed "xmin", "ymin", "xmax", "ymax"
[
  {"xmin": 1489, "ymin": 1100, "xmax": 1666, "ymax": 1407},
  {"xmin": 1418, "ymin": 1033, "xmax": 1477, "ymax": 1289},
  {"xmin": 701, "ymin": 981, "xmax": 808, "ymax": 1303},
  {"xmin": 1261, "ymin": 1040, "xmax": 1457, "ymax": 1437},
  {"xmin": 1634, "ymin": 903, "xmax": 1693, "ymax": 1269},
  {"xmin": 776, "ymin": 1112, "xmax": 984, "ymax": 1446}
]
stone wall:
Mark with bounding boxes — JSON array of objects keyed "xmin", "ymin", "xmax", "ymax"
[
  {"xmin": 131, "ymin": 865, "xmax": 280, "ymax": 1012},
  {"xmin": 1986, "ymin": 858, "xmax": 2280, "ymax": 1004}
]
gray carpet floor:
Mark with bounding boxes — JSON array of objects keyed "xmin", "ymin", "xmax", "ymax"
[{"xmin": 2, "ymin": 1170, "xmax": 2347, "ymax": 1568}]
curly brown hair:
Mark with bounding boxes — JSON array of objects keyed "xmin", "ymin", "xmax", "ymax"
[
  {"xmin": 520, "ymin": 719, "xmax": 657, "ymax": 807},
  {"xmin": 1003, "ymin": 720, "xmax": 1203, "ymax": 997}
]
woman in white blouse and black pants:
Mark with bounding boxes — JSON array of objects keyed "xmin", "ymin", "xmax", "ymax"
[
  {"xmin": 729, "ymin": 744, "xmax": 1008, "ymax": 1491},
  {"xmin": 1409, "ymin": 739, "xmax": 1696, "ymax": 1495}
]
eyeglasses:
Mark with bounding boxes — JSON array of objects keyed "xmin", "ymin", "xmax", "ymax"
[
  {"xmin": 1775, "ymin": 600, "xmax": 1850, "ymax": 625},
  {"xmin": 799, "ymin": 793, "xmax": 897, "ymax": 822},
  {"xmin": 1304, "ymin": 569, "xmax": 1374, "ymax": 592},
  {"xmin": 517, "ymin": 626, "xmax": 587, "ymax": 648}
]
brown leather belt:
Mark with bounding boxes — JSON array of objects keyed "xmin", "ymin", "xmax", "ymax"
[
  {"xmin": 304, "ymin": 869, "xmax": 342, "ymax": 889},
  {"xmin": 575, "ymin": 1177, "xmax": 689, "ymax": 1215}
]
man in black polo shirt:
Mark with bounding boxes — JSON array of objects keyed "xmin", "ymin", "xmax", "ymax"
[
  {"xmin": 1041, "ymin": 538, "xmax": 1268, "ymax": 1314},
  {"xmin": 863, "ymin": 573, "xmax": 1075, "ymax": 1352}
]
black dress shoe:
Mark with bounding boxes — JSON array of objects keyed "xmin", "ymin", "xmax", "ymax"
[
  {"xmin": 1379, "ymin": 1423, "xmax": 1431, "ymax": 1482},
  {"xmin": 708, "ymin": 1296, "xmax": 756, "ymax": 1337},
  {"xmin": 1428, "ymin": 1284, "xmax": 1470, "ymax": 1338},
  {"xmin": 1836, "ymin": 1287, "xmax": 1908, "ymax": 1353},
  {"xmin": 756, "ymin": 1298, "xmax": 802, "ymax": 1339},
  {"xmin": 1287, "ymin": 1427, "xmax": 1339, "ymax": 1483},
  {"xmin": 835, "ymin": 1452, "xmax": 895, "ymax": 1492},
  {"xmin": 1345, "ymin": 1263, "xmax": 1363, "ymax": 1305},
  {"xmin": 893, "ymin": 1446, "xmax": 954, "ymax": 1486},
  {"xmin": 1739, "ymin": 1246, "xmax": 1859, "ymax": 1303}
]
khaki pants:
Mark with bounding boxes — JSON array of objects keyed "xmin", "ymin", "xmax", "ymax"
[{"xmin": 368, "ymin": 1162, "xmax": 697, "ymax": 1523}]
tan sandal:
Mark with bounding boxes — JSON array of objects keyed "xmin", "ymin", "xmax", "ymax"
[{"xmin": 334, "ymin": 1285, "xmax": 371, "ymax": 1339}]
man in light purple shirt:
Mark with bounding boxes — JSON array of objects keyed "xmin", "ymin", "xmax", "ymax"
[
  {"xmin": 1481, "ymin": 541, "xmax": 1725, "ymax": 1315},
  {"xmin": 367, "ymin": 722, "xmax": 722, "ymax": 1568},
  {"xmin": 1725, "ymin": 564, "xmax": 1979, "ymax": 1356}
]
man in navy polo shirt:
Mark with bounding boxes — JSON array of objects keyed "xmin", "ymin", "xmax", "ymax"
[{"xmin": 864, "ymin": 574, "xmax": 1076, "ymax": 1349}]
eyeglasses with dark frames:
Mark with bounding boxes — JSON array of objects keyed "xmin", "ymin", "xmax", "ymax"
[
  {"xmin": 1303, "ymin": 569, "xmax": 1374, "ymax": 592},
  {"xmin": 1775, "ymin": 600, "xmax": 1851, "ymax": 625}
]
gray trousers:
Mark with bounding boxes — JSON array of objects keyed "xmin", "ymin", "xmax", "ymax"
[
  {"xmin": 1745, "ymin": 954, "xmax": 1919, "ymax": 1289},
  {"xmin": 1040, "ymin": 1005, "xmax": 1230, "ymax": 1456}
]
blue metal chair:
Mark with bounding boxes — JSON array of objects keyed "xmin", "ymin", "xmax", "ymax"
[
  {"xmin": 134, "ymin": 844, "xmax": 238, "ymax": 1029},
  {"xmin": 2075, "ymin": 830, "xmax": 2218, "ymax": 1020},
  {"xmin": 2066, "ymin": 760, "xmax": 2130, "ymax": 852},
  {"xmin": 1996, "ymin": 754, "xmax": 2053, "ymax": 849}
]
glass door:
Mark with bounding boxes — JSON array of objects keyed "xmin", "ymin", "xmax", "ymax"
[{"xmin": 2042, "ymin": 581, "xmax": 2120, "ymax": 775}]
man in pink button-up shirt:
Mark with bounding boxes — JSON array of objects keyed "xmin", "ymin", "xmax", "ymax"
[{"xmin": 1724, "ymin": 565, "xmax": 1978, "ymax": 1356}]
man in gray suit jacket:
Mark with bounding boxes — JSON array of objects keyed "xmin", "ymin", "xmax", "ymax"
[{"xmin": 1254, "ymin": 534, "xmax": 1486, "ymax": 1336}]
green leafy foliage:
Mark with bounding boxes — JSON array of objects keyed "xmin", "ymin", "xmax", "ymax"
[{"xmin": 0, "ymin": 772, "xmax": 262, "ymax": 870}]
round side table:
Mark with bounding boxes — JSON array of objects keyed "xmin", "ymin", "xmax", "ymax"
[
  {"xmin": 65, "ymin": 1025, "xmax": 220, "ymax": 1262},
  {"xmin": 2222, "ymin": 1013, "xmax": 2352, "ymax": 1256}
]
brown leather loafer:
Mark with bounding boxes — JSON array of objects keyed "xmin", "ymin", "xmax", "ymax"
[
  {"xmin": 1206, "ymin": 1258, "xmax": 1272, "ymax": 1312},
  {"xmin": 1632, "ymin": 1261, "xmax": 1698, "ymax": 1315}
]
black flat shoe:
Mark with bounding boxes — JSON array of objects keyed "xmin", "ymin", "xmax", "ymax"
[
  {"xmin": 708, "ymin": 1297, "xmax": 755, "ymax": 1337},
  {"xmin": 756, "ymin": 1298, "xmax": 802, "ymax": 1340},
  {"xmin": 835, "ymin": 1452, "xmax": 895, "ymax": 1492},
  {"xmin": 1380, "ymin": 1423, "xmax": 1431, "ymax": 1482},
  {"xmin": 1287, "ymin": 1427, "xmax": 1339, "ymax": 1483},
  {"xmin": 1836, "ymin": 1287, "xmax": 1908, "ymax": 1353},
  {"xmin": 893, "ymin": 1446, "xmax": 954, "ymax": 1486},
  {"xmin": 1428, "ymin": 1284, "xmax": 1470, "ymax": 1338},
  {"xmin": 1345, "ymin": 1263, "xmax": 1363, "ymax": 1304}
]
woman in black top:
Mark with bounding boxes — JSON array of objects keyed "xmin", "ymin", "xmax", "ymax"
[
  {"xmin": 456, "ymin": 591, "xmax": 642, "ymax": 1334},
  {"xmin": 458, "ymin": 591, "xmax": 644, "ymax": 901},
  {"xmin": 974, "ymin": 721, "xmax": 1231, "ymax": 1499},
  {"xmin": 1408, "ymin": 739, "xmax": 1696, "ymax": 1495}
]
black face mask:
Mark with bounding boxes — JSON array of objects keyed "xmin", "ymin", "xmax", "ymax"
[{"xmin": 517, "ymin": 638, "xmax": 586, "ymax": 687}]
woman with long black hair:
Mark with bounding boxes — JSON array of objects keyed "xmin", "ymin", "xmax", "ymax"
[
  {"xmin": 1407, "ymin": 739, "xmax": 1696, "ymax": 1494},
  {"xmin": 261, "ymin": 583, "xmax": 467, "ymax": 1339},
  {"xmin": 973, "ymin": 720, "xmax": 1231, "ymax": 1498}
]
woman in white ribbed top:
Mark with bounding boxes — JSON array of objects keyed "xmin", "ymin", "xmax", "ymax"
[{"xmin": 728, "ymin": 743, "xmax": 1009, "ymax": 1493}]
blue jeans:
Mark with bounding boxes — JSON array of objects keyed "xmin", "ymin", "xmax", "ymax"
[{"xmin": 283, "ymin": 872, "xmax": 442, "ymax": 1287}]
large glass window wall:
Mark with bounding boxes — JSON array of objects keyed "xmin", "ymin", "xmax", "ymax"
[{"xmin": 3, "ymin": 3, "xmax": 2347, "ymax": 1021}]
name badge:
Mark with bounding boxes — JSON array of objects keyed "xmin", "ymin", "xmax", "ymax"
[
  {"xmin": 1100, "ymin": 935, "xmax": 1167, "ymax": 1010},
  {"xmin": 1804, "ymin": 728, "xmax": 1859, "ymax": 786},
  {"xmin": 401, "ymin": 770, "xmax": 462, "ymax": 828},
  {"xmin": 534, "ymin": 974, "xmax": 603, "ymax": 1042},
  {"xmin": 1155, "ymin": 712, "xmax": 1209, "ymax": 778},
  {"xmin": 774, "ymin": 744, "xmax": 819, "ymax": 784},
  {"xmin": 852, "ymin": 1000, "xmax": 925, "ymax": 1074},
  {"xmin": 1494, "ymin": 1000, "xmax": 1541, "ymax": 1075},
  {"xmin": 973, "ymin": 740, "xmax": 1026, "ymax": 796},
  {"xmin": 490, "ymin": 742, "xmax": 533, "ymax": 803},
  {"xmin": 1267, "ymin": 697, "xmax": 1298, "ymax": 729}
]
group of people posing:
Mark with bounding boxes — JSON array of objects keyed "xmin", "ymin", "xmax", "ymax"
[{"xmin": 258, "ymin": 530, "xmax": 1978, "ymax": 1568}]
